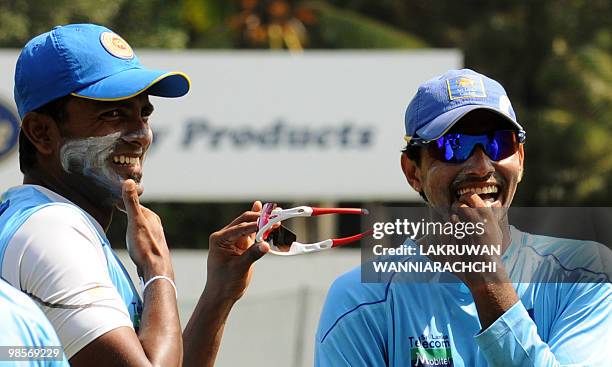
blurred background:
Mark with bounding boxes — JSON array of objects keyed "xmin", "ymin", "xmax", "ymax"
[{"xmin": 0, "ymin": 1, "xmax": 610, "ymax": 366}]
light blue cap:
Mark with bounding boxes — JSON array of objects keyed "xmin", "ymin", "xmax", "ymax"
[
  {"xmin": 14, "ymin": 23, "xmax": 190, "ymax": 118},
  {"xmin": 404, "ymin": 69, "xmax": 522, "ymax": 142}
]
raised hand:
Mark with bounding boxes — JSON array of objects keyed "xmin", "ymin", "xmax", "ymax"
[
  {"xmin": 121, "ymin": 179, "xmax": 173, "ymax": 280},
  {"xmin": 204, "ymin": 201, "xmax": 269, "ymax": 302}
]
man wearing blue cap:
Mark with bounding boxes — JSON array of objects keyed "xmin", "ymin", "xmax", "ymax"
[
  {"xmin": 0, "ymin": 24, "xmax": 269, "ymax": 367},
  {"xmin": 315, "ymin": 69, "xmax": 612, "ymax": 366}
]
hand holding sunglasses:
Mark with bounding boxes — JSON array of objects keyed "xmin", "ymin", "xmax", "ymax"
[{"xmin": 255, "ymin": 203, "xmax": 370, "ymax": 256}]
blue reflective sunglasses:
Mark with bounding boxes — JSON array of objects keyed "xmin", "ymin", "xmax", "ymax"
[{"xmin": 409, "ymin": 130, "xmax": 526, "ymax": 163}]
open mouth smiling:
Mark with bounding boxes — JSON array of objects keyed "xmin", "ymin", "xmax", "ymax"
[
  {"xmin": 454, "ymin": 184, "xmax": 501, "ymax": 203},
  {"xmin": 110, "ymin": 153, "xmax": 143, "ymax": 182},
  {"xmin": 111, "ymin": 154, "xmax": 140, "ymax": 166}
]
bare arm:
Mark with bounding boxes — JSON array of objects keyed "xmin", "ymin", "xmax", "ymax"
[
  {"xmin": 465, "ymin": 267, "xmax": 519, "ymax": 329},
  {"xmin": 454, "ymin": 192, "xmax": 519, "ymax": 329},
  {"xmin": 181, "ymin": 286, "xmax": 236, "ymax": 366},
  {"xmin": 182, "ymin": 202, "xmax": 269, "ymax": 367},
  {"xmin": 70, "ymin": 180, "xmax": 182, "ymax": 367}
]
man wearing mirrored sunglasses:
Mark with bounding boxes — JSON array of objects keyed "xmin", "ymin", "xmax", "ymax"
[
  {"xmin": 315, "ymin": 69, "xmax": 612, "ymax": 366},
  {"xmin": 0, "ymin": 24, "xmax": 269, "ymax": 367}
]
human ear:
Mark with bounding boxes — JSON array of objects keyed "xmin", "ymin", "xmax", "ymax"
[
  {"xmin": 517, "ymin": 144, "xmax": 525, "ymax": 182},
  {"xmin": 401, "ymin": 153, "xmax": 423, "ymax": 193},
  {"xmin": 20, "ymin": 112, "xmax": 61, "ymax": 156}
]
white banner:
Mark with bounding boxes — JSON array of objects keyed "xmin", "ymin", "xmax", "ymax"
[{"xmin": 0, "ymin": 50, "xmax": 461, "ymax": 201}]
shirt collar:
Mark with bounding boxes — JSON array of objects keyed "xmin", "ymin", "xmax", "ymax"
[{"xmin": 24, "ymin": 184, "xmax": 107, "ymax": 237}]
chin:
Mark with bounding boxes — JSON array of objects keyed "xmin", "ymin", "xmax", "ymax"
[
  {"xmin": 113, "ymin": 180, "xmax": 144, "ymax": 213},
  {"xmin": 107, "ymin": 184, "xmax": 124, "ymax": 205}
]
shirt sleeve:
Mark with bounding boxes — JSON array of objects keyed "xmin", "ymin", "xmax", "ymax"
[
  {"xmin": 1, "ymin": 205, "xmax": 134, "ymax": 359},
  {"xmin": 474, "ymin": 282, "xmax": 612, "ymax": 366},
  {"xmin": 315, "ymin": 269, "xmax": 389, "ymax": 367}
]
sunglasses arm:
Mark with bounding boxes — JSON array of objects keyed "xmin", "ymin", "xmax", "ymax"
[
  {"xmin": 254, "ymin": 206, "xmax": 313, "ymax": 243},
  {"xmin": 269, "ymin": 206, "xmax": 368, "ymax": 218},
  {"xmin": 331, "ymin": 230, "xmax": 373, "ymax": 247},
  {"xmin": 281, "ymin": 230, "xmax": 373, "ymax": 256},
  {"xmin": 280, "ymin": 239, "xmax": 334, "ymax": 256},
  {"xmin": 311, "ymin": 207, "xmax": 369, "ymax": 216}
]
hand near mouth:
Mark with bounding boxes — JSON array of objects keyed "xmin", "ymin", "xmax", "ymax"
[
  {"xmin": 121, "ymin": 179, "xmax": 173, "ymax": 280},
  {"xmin": 413, "ymin": 192, "xmax": 508, "ymax": 287},
  {"xmin": 448, "ymin": 192, "xmax": 506, "ymax": 281},
  {"xmin": 453, "ymin": 191, "xmax": 504, "ymax": 247},
  {"xmin": 455, "ymin": 190, "xmax": 502, "ymax": 209},
  {"xmin": 447, "ymin": 191, "xmax": 519, "ymax": 328}
]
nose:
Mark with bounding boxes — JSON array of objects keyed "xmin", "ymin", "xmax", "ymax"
[
  {"xmin": 122, "ymin": 117, "xmax": 152, "ymax": 149},
  {"xmin": 463, "ymin": 145, "xmax": 494, "ymax": 177}
]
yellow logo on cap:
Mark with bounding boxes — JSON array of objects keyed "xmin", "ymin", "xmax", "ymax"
[
  {"xmin": 456, "ymin": 77, "xmax": 475, "ymax": 88},
  {"xmin": 447, "ymin": 75, "xmax": 486, "ymax": 100},
  {"xmin": 100, "ymin": 32, "xmax": 134, "ymax": 59}
]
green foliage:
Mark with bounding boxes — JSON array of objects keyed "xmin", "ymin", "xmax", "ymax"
[
  {"xmin": 0, "ymin": 0, "xmax": 124, "ymax": 47},
  {"xmin": 521, "ymin": 28, "xmax": 612, "ymax": 205},
  {"xmin": 306, "ymin": 1, "xmax": 426, "ymax": 48}
]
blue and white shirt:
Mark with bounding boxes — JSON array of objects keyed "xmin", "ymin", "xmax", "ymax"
[
  {"xmin": 0, "ymin": 278, "xmax": 69, "ymax": 366},
  {"xmin": 316, "ymin": 227, "xmax": 612, "ymax": 366},
  {"xmin": 0, "ymin": 185, "xmax": 143, "ymax": 359}
]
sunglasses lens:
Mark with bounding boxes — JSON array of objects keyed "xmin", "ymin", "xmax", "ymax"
[
  {"xmin": 430, "ymin": 131, "xmax": 519, "ymax": 163},
  {"xmin": 267, "ymin": 225, "xmax": 297, "ymax": 252},
  {"xmin": 490, "ymin": 131, "xmax": 519, "ymax": 160}
]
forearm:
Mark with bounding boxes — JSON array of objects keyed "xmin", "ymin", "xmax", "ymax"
[
  {"xmin": 182, "ymin": 285, "xmax": 235, "ymax": 367},
  {"xmin": 468, "ymin": 280, "xmax": 519, "ymax": 329},
  {"xmin": 138, "ymin": 262, "xmax": 183, "ymax": 367},
  {"xmin": 461, "ymin": 255, "xmax": 518, "ymax": 329},
  {"xmin": 180, "ymin": 202, "xmax": 269, "ymax": 366}
]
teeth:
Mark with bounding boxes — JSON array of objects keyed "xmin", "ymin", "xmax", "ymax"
[
  {"xmin": 457, "ymin": 185, "xmax": 498, "ymax": 196},
  {"xmin": 112, "ymin": 155, "xmax": 139, "ymax": 166}
]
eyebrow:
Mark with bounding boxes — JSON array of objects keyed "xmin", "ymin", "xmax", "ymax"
[{"xmin": 92, "ymin": 98, "xmax": 154, "ymax": 112}]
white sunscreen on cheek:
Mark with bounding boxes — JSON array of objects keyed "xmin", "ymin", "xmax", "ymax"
[{"xmin": 59, "ymin": 132, "xmax": 124, "ymax": 196}]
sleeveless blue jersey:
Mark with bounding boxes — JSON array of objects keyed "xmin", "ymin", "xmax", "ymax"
[{"xmin": 0, "ymin": 185, "xmax": 143, "ymax": 330}]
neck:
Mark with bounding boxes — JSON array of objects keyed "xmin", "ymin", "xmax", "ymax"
[
  {"xmin": 23, "ymin": 170, "xmax": 115, "ymax": 231},
  {"xmin": 499, "ymin": 216, "xmax": 512, "ymax": 253}
]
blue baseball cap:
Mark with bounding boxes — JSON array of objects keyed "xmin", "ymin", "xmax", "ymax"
[
  {"xmin": 14, "ymin": 23, "xmax": 190, "ymax": 118},
  {"xmin": 404, "ymin": 69, "xmax": 523, "ymax": 142}
]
